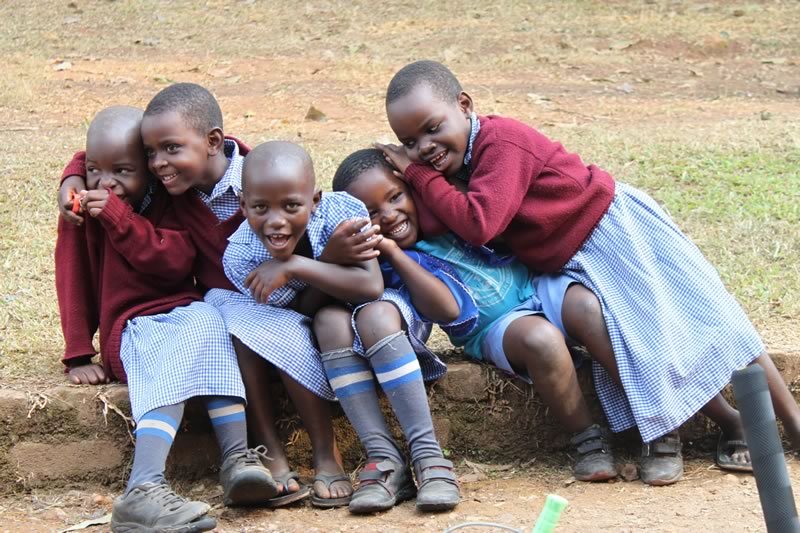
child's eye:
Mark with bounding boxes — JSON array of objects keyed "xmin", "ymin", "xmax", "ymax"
[
  {"xmin": 390, "ymin": 192, "xmax": 403, "ymax": 202},
  {"xmin": 166, "ymin": 144, "xmax": 180, "ymax": 154},
  {"xmin": 87, "ymin": 167, "xmax": 98, "ymax": 173},
  {"xmin": 286, "ymin": 202, "xmax": 300, "ymax": 210},
  {"xmin": 428, "ymin": 123, "xmax": 440, "ymax": 133},
  {"xmin": 368, "ymin": 210, "xmax": 379, "ymax": 219},
  {"xmin": 403, "ymin": 140, "xmax": 416, "ymax": 149}
]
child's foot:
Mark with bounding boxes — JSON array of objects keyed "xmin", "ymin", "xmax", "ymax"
[
  {"xmin": 716, "ymin": 431, "xmax": 753, "ymax": 472},
  {"xmin": 640, "ymin": 432, "xmax": 683, "ymax": 486},
  {"xmin": 348, "ymin": 460, "xmax": 416, "ymax": 514},
  {"xmin": 569, "ymin": 424, "xmax": 618, "ymax": 481},
  {"xmin": 413, "ymin": 457, "xmax": 460, "ymax": 512},
  {"xmin": 111, "ymin": 482, "xmax": 216, "ymax": 533},
  {"xmin": 220, "ymin": 446, "xmax": 281, "ymax": 506},
  {"xmin": 311, "ymin": 472, "xmax": 353, "ymax": 508}
]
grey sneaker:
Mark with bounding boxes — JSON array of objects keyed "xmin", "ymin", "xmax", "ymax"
[
  {"xmin": 414, "ymin": 457, "xmax": 460, "ymax": 512},
  {"xmin": 640, "ymin": 432, "xmax": 683, "ymax": 486},
  {"xmin": 570, "ymin": 424, "xmax": 618, "ymax": 481},
  {"xmin": 220, "ymin": 446, "xmax": 281, "ymax": 506},
  {"xmin": 111, "ymin": 482, "xmax": 216, "ymax": 533},
  {"xmin": 348, "ymin": 459, "xmax": 416, "ymax": 514}
]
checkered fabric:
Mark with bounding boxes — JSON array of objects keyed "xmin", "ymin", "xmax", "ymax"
[
  {"xmin": 562, "ymin": 182, "xmax": 764, "ymax": 442},
  {"xmin": 210, "ymin": 192, "xmax": 371, "ymax": 400},
  {"xmin": 195, "ymin": 140, "xmax": 243, "ymax": 221},
  {"xmin": 119, "ymin": 301, "xmax": 245, "ymax": 422}
]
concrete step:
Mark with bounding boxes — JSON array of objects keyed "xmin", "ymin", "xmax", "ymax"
[{"xmin": 2, "ymin": 350, "xmax": 798, "ymax": 493}]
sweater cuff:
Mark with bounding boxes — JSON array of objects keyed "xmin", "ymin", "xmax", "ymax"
[
  {"xmin": 404, "ymin": 163, "xmax": 442, "ymax": 188},
  {"xmin": 63, "ymin": 354, "xmax": 95, "ymax": 372},
  {"xmin": 96, "ymin": 193, "xmax": 132, "ymax": 232}
]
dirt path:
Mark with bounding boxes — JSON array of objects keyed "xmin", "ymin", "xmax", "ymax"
[{"xmin": 0, "ymin": 459, "xmax": 789, "ymax": 532}]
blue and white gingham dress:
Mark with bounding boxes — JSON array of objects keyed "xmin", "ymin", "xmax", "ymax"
[
  {"xmin": 118, "ymin": 162, "xmax": 246, "ymax": 423},
  {"xmin": 562, "ymin": 182, "xmax": 764, "ymax": 442},
  {"xmin": 206, "ymin": 191, "xmax": 373, "ymax": 400}
]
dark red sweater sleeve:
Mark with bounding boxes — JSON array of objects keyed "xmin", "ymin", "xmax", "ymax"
[
  {"xmin": 96, "ymin": 193, "xmax": 196, "ymax": 282},
  {"xmin": 404, "ymin": 138, "xmax": 544, "ymax": 246},
  {"xmin": 55, "ymin": 216, "xmax": 99, "ymax": 366},
  {"xmin": 61, "ymin": 151, "xmax": 87, "ymax": 185}
]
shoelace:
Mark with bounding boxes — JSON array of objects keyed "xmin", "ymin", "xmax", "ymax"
[
  {"xmin": 144, "ymin": 484, "xmax": 187, "ymax": 512},
  {"xmin": 249, "ymin": 444, "xmax": 273, "ymax": 463}
]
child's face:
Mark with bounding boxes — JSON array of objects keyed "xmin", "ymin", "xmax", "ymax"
[
  {"xmin": 140, "ymin": 110, "xmax": 213, "ymax": 196},
  {"xmin": 386, "ymin": 83, "xmax": 473, "ymax": 179},
  {"xmin": 85, "ymin": 130, "xmax": 150, "ymax": 206},
  {"xmin": 241, "ymin": 167, "xmax": 321, "ymax": 261},
  {"xmin": 346, "ymin": 166, "xmax": 419, "ymax": 250}
]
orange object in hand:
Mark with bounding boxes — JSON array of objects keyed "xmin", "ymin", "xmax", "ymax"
[{"xmin": 70, "ymin": 191, "xmax": 82, "ymax": 214}]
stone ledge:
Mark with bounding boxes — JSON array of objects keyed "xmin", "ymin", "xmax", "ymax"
[{"xmin": 1, "ymin": 350, "xmax": 798, "ymax": 492}]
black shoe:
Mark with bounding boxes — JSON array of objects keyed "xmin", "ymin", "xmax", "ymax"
[{"xmin": 640, "ymin": 432, "xmax": 683, "ymax": 486}]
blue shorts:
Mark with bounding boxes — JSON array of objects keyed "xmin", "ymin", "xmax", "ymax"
[{"xmin": 481, "ymin": 274, "xmax": 578, "ymax": 383}]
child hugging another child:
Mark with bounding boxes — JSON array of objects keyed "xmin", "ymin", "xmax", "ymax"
[
  {"xmin": 328, "ymin": 149, "xmax": 618, "ymax": 500},
  {"xmin": 377, "ymin": 60, "xmax": 800, "ymax": 484},
  {"xmin": 56, "ymin": 106, "xmax": 278, "ymax": 533},
  {"xmin": 207, "ymin": 140, "xmax": 385, "ymax": 507}
]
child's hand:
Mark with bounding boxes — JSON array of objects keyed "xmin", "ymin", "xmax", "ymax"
[
  {"xmin": 374, "ymin": 233, "xmax": 401, "ymax": 258},
  {"xmin": 244, "ymin": 259, "xmax": 293, "ymax": 304},
  {"xmin": 320, "ymin": 218, "xmax": 383, "ymax": 264},
  {"xmin": 59, "ymin": 176, "xmax": 87, "ymax": 225},
  {"xmin": 67, "ymin": 363, "xmax": 109, "ymax": 385},
  {"xmin": 375, "ymin": 143, "xmax": 413, "ymax": 177},
  {"xmin": 83, "ymin": 189, "xmax": 111, "ymax": 217}
]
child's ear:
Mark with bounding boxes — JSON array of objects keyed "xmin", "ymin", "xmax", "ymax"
[
  {"xmin": 457, "ymin": 91, "xmax": 474, "ymax": 116},
  {"xmin": 310, "ymin": 189, "xmax": 322, "ymax": 214},
  {"xmin": 207, "ymin": 127, "xmax": 225, "ymax": 156}
]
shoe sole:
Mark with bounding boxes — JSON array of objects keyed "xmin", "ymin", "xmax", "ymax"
[
  {"xmin": 416, "ymin": 497, "xmax": 459, "ymax": 513},
  {"xmin": 348, "ymin": 484, "xmax": 417, "ymax": 514},
  {"xmin": 111, "ymin": 515, "xmax": 217, "ymax": 533},
  {"xmin": 642, "ymin": 470, "xmax": 683, "ymax": 486},
  {"xmin": 224, "ymin": 473, "xmax": 282, "ymax": 506},
  {"xmin": 575, "ymin": 469, "xmax": 619, "ymax": 482}
]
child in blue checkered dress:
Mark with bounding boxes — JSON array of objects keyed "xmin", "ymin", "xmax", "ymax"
[
  {"xmin": 321, "ymin": 149, "xmax": 618, "ymax": 513},
  {"xmin": 56, "ymin": 106, "xmax": 279, "ymax": 533},
  {"xmin": 377, "ymin": 60, "xmax": 800, "ymax": 485},
  {"xmin": 211, "ymin": 140, "xmax": 386, "ymax": 508}
]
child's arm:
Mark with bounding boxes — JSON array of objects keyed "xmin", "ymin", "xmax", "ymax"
[
  {"xmin": 376, "ymin": 238, "xmax": 461, "ymax": 323},
  {"xmin": 87, "ymin": 190, "xmax": 196, "ymax": 282},
  {"xmin": 55, "ymin": 216, "xmax": 106, "ymax": 383},
  {"xmin": 380, "ymin": 142, "xmax": 539, "ymax": 246},
  {"xmin": 244, "ymin": 256, "xmax": 384, "ymax": 306},
  {"xmin": 58, "ymin": 151, "xmax": 88, "ymax": 226}
]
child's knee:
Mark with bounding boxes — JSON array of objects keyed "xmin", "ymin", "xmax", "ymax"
[
  {"xmin": 516, "ymin": 322, "xmax": 571, "ymax": 373},
  {"xmin": 313, "ymin": 305, "xmax": 354, "ymax": 350},
  {"xmin": 564, "ymin": 284, "xmax": 605, "ymax": 330},
  {"xmin": 355, "ymin": 301, "xmax": 403, "ymax": 345}
]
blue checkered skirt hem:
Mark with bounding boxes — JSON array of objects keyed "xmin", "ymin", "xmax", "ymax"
[
  {"xmin": 120, "ymin": 301, "xmax": 245, "ymax": 422},
  {"xmin": 205, "ymin": 288, "xmax": 335, "ymax": 400},
  {"xmin": 563, "ymin": 183, "xmax": 764, "ymax": 442},
  {"xmin": 351, "ymin": 289, "xmax": 447, "ymax": 383}
]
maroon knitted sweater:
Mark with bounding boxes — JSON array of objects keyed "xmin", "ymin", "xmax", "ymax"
[
  {"xmin": 405, "ymin": 115, "xmax": 616, "ymax": 273},
  {"xmin": 55, "ymin": 190, "xmax": 199, "ymax": 381}
]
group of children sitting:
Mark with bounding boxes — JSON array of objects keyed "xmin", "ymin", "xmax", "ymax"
[{"xmin": 55, "ymin": 60, "xmax": 800, "ymax": 532}]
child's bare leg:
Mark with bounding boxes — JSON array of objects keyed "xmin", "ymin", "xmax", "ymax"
[
  {"xmin": 751, "ymin": 352, "xmax": 800, "ymax": 447},
  {"xmin": 232, "ymin": 337, "xmax": 300, "ymax": 494},
  {"xmin": 277, "ymin": 368, "xmax": 352, "ymax": 500},
  {"xmin": 503, "ymin": 315, "xmax": 592, "ymax": 433},
  {"xmin": 503, "ymin": 314, "xmax": 616, "ymax": 481},
  {"xmin": 560, "ymin": 284, "xmax": 621, "ymax": 385}
]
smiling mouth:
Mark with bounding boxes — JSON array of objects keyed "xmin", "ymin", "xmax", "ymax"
[
  {"xmin": 266, "ymin": 234, "xmax": 291, "ymax": 249},
  {"xmin": 159, "ymin": 173, "xmax": 178, "ymax": 184},
  {"xmin": 387, "ymin": 220, "xmax": 409, "ymax": 239},
  {"xmin": 429, "ymin": 150, "xmax": 448, "ymax": 170}
]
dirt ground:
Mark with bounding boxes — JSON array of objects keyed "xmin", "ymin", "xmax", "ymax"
[
  {"xmin": 0, "ymin": 458, "xmax": 793, "ymax": 532},
  {"xmin": 2, "ymin": 0, "xmax": 800, "ymax": 531}
]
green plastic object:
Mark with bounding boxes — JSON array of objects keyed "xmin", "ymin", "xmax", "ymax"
[{"xmin": 531, "ymin": 494, "xmax": 568, "ymax": 533}]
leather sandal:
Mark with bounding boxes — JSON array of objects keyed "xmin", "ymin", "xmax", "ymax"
[
  {"xmin": 569, "ymin": 424, "xmax": 618, "ymax": 481},
  {"xmin": 413, "ymin": 457, "xmax": 460, "ymax": 512},
  {"xmin": 640, "ymin": 431, "xmax": 683, "ymax": 486},
  {"xmin": 348, "ymin": 459, "xmax": 416, "ymax": 514}
]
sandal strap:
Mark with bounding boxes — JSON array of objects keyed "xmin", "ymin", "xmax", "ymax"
[{"xmin": 314, "ymin": 472, "xmax": 350, "ymax": 487}]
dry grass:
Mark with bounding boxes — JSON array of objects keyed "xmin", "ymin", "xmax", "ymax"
[{"xmin": 2, "ymin": 0, "xmax": 800, "ymax": 383}]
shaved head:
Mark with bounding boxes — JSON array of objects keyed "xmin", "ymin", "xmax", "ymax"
[
  {"xmin": 87, "ymin": 105, "xmax": 143, "ymax": 147},
  {"xmin": 242, "ymin": 141, "xmax": 315, "ymax": 193}
]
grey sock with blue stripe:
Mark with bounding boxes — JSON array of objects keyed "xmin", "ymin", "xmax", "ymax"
[
  {"xmin": 126, "ymin": 402, "xmax": 185, "ymax": 495},
  {"xmin": 367, "ymin": 332, "xmax": 443, "ymax": 463},
  {"xmin": 321, "ymin": 348, "xmax": 404, "ymax": 464},
  {"xmin": 206, "ymin": 397, "xmax": 248, "ymax": 462}
]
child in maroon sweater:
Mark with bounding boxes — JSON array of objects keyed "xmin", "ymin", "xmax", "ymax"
[
  {"xmin": 378, "ymin": 60, "xmax": 800, "ymax": 485},
  {"xmin": 57, "ymin": 106, "xmax": 279, "ymax": 532},
  {"xmin": 58, "ymin": 83, "xmax": 352, "ymax": 506}
]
